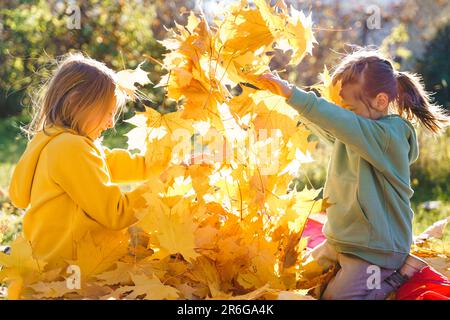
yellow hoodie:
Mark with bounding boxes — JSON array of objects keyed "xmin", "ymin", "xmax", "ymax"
[{"xmin": 9, "ymin": 125, "xmax": 150, "ymax": 266}]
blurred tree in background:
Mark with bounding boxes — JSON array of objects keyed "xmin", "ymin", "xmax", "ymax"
[
  {"xmin": 0, "ymin": 0, "xmax": 197, "ymax": 118},
  {"xmin": 417, "ymin": 24, "xmax": 450, "ymax": 109},
  {"xmin": 278, "ymin": 0, "xmax": 450, "ymax": 105},
  {"xmin": 1, "ymin": 0, "xmax": 449, "ymax": 118}
]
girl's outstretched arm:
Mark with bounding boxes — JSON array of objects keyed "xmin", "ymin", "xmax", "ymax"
[
  {"xmin": 286, "ymin": 85, "xmax": 390, "ymax": 171},
  {"xmin": 298, "ymin": 116, "xmax": 336, "ymax": 146},
  {"xmin": 103, "ymin": 147, "xmax": 152, "ymax": 183},
  {"xmin": 257, "ymin": 73, "xmax": 391, "ymax": 171},
  {"xmin": 256, "ymin": 72, "xmax": 336, "ymax": 145}
]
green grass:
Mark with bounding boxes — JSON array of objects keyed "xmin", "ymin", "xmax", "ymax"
[{"xmin": 0, "ymin": 114, "xmax": 29, "ymax": 192}]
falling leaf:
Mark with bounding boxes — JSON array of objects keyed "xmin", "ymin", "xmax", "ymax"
[
  {"xmin": 314, "ymin": 65, "xmax": 345, "ymax": 108},
  {"xmin": 116, "ymin": 62, "xmax": 152, "ymax": 100}
]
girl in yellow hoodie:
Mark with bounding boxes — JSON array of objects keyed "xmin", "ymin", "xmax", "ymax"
[{"xmin": 9, "ymin": 53, "xmax": 150, "ymax": 267}]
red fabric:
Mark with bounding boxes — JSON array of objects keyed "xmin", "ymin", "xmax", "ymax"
[
  {"xmin": 396, "ymin": 266, "xmax": 450, "ymax": 300},
  {"xmin": 302, "ymin": 216, "xmax": 450, "ymax": 300},
  {"xmin": 303, "ymin": 218, "xmax": 327, "ymax": 249}
]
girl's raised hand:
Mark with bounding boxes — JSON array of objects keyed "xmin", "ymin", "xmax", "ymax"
[{"xmin": 256, "ymin": 72, "xmax": 294, "ymax": 99}]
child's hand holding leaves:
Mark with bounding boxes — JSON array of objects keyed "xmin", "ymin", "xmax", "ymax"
[{"xmin": 256, "ymin": 71, "xmax": 295, "ymax": 99}]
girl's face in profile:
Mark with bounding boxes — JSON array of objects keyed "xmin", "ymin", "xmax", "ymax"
[
  {"xmin": 85, "ymin": 95, "xmax": 118, "ymax": 140},
  {"xmin": 340, "ymin": 82, "xmax": 388, "ymax": 120},
  {"xmin": 340, "ymin": 82, "xmax": 372, "ymax": 118}
]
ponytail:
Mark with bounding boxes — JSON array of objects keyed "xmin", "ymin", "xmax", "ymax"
[{"xmin": 395, "ymin": 71, "xmax": 449, "ymax": 134}]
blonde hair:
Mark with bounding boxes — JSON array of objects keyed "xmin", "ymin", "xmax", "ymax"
[
  {"xmin": 332, "ymin": 49, "xmax": 449, "ymax": 134},
  {"xmin": 25, "ymin": 52, "xmax": 125, "ymax": 139}
]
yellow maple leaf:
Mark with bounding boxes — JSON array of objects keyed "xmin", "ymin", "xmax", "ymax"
[
  {"xmin": 126, "ymin": 107, "xmax": 194, "ymax": 171},
  {"xmin": 67, "ymin": 231, "xmax": 129, "ymax": 281},
  {"xmin": 189, "ymin": 256, "xmax": 223, "ymax": 298},
  {"xmin": 271, "ymin": 187, "xmax": 322, "ymax": 235},
  {"xmin": 114, "ymin": 273, "xmax": 179, "ymax": 300},
  {"xmin": 251, "ymin": 91, "xmax": 300, "ymax": 138},
  {"xmin": 96, "ymin": 259, "xmax": 169, "ymax": 288},
  {"xmin": 237, "ymin": 239, "xmax": 283, "ymax": 290},
  {"xmin": 218, "ymin": 1, "xmax": 274, "ymax": 56},
  {"xmin": 137, "ymin": 193, "xmax": 200, "ymax": 261},
  {"xmin": 287, "ymin": 125, "xmax": 313, "ymax": 156},
  {"xmin": 159, "ymin": 12, "xmax": 229, "ymax": 124},
  {"xmin": 228, "ymin": 85, "xmax": 259, "ymax": 118},
  {"xmin": 0, "ymin": 236, "xmax": 46, "ymax": 299},
  {"xmin": 116, "ymin": 62, "xmax": 152, "ymax": 100},
  {"xmin": 254, "ymin": 0, "xmax": 317, "ymax": 65},
  {"xmin": 315, "ymin": 65, "xmax": 346, "ymax": 108},
  {"xmin": 283, "ymin": 8, "xmax": 316, "ymax": 65},
  {"xmin": 29, "ymin": 280, "xmax": 77, "ymax": 299},
  {"xmin": 187, "ymin": 164, "xmax": 215, "ymax": 200}
]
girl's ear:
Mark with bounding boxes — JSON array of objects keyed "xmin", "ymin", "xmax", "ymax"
[{"xmin": 374, "ymin": 92, "xmax": 389, "ymax": 111}]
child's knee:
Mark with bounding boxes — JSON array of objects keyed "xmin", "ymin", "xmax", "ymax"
[
  {"xmin": 321, "ymin": 277, "xmax": 361, "ymax": 300},
  {"xmin": 320, "ymin": 254, "xmax": 373, "ymax": 300}
]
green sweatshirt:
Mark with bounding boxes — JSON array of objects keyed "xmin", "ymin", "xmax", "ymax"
[{"xmin": 286, "ymin": 86, "xmax": 419, "ymax": 269}]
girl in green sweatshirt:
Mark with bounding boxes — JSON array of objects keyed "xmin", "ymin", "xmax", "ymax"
[{"xmin": 257, "ymin": 49, "xmax": 449, "ymax": 300}]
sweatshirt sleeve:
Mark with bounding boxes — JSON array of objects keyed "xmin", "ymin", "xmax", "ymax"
[
  {"xmin": 48, "ymin": 135, "xmax": 147, "ymax": 230},
  {"xmin": 103, "ymin": 147, "xmax": 151, "ymax": 183},
  {"xmin": 286, "ymin": 86, "xmax": 390, "ymax": 172},
  {"xmin": 299, "ymin": 119, "xmax": 336, "ymax": 146}
]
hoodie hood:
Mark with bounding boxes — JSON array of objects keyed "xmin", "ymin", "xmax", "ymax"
[{"xmin": 9, "ymin": 125, "xmax": 78, "ymax": 209}]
